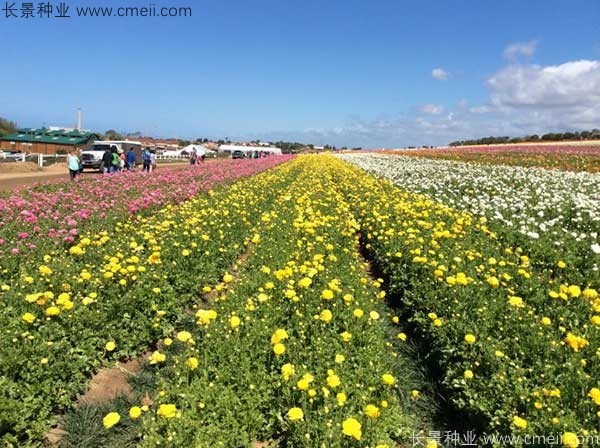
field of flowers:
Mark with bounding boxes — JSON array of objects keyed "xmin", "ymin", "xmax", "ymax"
[
  {"xmin": 1, "ymin": 153, "xmax": 598, "ymax": 447},
  {"xmin": 0, "ymin": 158, "xmax": 291, "ymax": 445},
  {"xmin": 382, "ymin": 145, "xmax": 600, "ymax": 172},
  {"xmin": 339, "ymin": 153, "xmax": 599, "ymax": 438}
]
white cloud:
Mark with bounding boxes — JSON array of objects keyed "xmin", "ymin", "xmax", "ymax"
[
  {"xmin": 503, "ymin": 40, "xmax": 538, "ymax": 60},
  {"xmin": 489, "ymin": 60, "xmax": 600, "ymax": 108},
  {"xmin": 431, "ymin": 68, "xmax": 449, "ymax": 80},
  {"xmin": 255, "ymin": 59, "xmax": 600, "ymax": 148},
  {"xmin": 420, "ymin": 104, "xmax": 445, "ymax": 115}
]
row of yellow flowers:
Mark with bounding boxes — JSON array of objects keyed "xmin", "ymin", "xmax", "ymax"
[
  {"xmin": 325, "ymin": 155, "xmax": 598, "ymax": 443},
  {"xmin": 95, "ymin": 156, "xmax": 434, "ymax": 447}
]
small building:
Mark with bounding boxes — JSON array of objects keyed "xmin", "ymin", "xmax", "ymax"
[{"xmin": 0, "ymin": 128, "xmax": 100, "ymax": 154}]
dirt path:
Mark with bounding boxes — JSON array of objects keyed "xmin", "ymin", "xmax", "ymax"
[{"xmin": 0, "ymin": 162, "xmax": 190, "ymax": 192}]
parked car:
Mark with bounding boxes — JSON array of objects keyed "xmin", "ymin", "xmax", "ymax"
[{"xmin": 231, "ymin": 150, "xmax": 245, "ymax": 159}]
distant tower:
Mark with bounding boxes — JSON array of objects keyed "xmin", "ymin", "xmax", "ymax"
[{"xmin": 77, "ymin": 108, "xmax": 82, "ymax": 131}]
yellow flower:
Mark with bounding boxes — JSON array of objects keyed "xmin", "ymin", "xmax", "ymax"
[
  {"xmin": 22, "ymin": 313, "xmax": 36, "ymax": 324},
  {"xmin": 512, "ymin": 415, "xmax": 527, "ymax": 429},
  {"xmin": 340, "ymin": 331, "xmax": 352, "ymax": 342},
  {"xmin": 464, "ymin": 370, "xmax": 474, "ymax": 380},
  {"xmin": 353, "ymin": 308, "xmax": 364, "ymax": 318},
  {"xmin": 588, "ymin": 388, "xmax": 600, "ymax": 405},
  {"xmin": 433, "ymin": 318, "xmax": 443, "ymax": 327},
  {"xmin": 229, "ymin": 316, "xmax": 241, "ymax": 329},
  {"xmin": 163, "ymin": 337, "xmax": 173, "ymax": 346},
  {"xmin": 39, "ymin": 265, "xmax": 53, "ymax": 276},
  {"xmin": 157, "ymin": 404, "xmax": 178, "ymax": 419},
  {"xmin": 298, "ymin": 277, "xmax": 312, "ymax": 288},
  {"xmin": 364, "ymin": 404, "xmax": 380, "ymax": 418},
  {"xmin": 45, "ymin": 306, "xmax": 61, "ymax": 317},
  {"xmin": 336, "ymin": 392, "xmax": 347, "ymax": 405},
  {"xmin": 69, "ymin": 246, "xmax": 84, "ymax": 255},
  {"xmin": 186, "ymin": 357, "xmax": 199, "ymax": 370},
  {"xmin": 335, "ymin": 354, "xmax": 345, "ymax": 363},
  {"xmin": 176, "ymin": 331, "xmax": 192, "ymax": 343},
  {"xmin": 568, "ymin": 285, "xmax": 581, "ymax": 298},
  {"xmin": 562, "ymin": 432, "xmax": 579, "ymax": 448},
  {"xmin": 564, "ymin": 333, "xmax": 589, "ymax": 352},
  {"xmin": 426, "ymin": 440, "xmax": 439, "ymax": 448},
  {"xmin": 327, "ymin": 373, "xmax": 341, "ymax": 388},
  {"xmin": 105, "ymin": 341, "xmax": 116, "ymax": 352},
  {"xmin": 271, "ymin": 328, "xmax": 289, "ymax": 344},
  {"xmin": 342, "ymin": 417, "xmax": 362, "ymax": 440},
  {"xmin": 464, "ymin": 333, "xmax": 476, "ymax": 345},
  {"xmin": 508, "ymin": 296, "xmax": 524, "ymax": 308},
  {"xmin": 297, "ymin": 379, "xmax": 309, "ymax": 390},
  {"xmin": 222, "ymin": 274, "xmax": 234, "ymax": 283},
  {"xmin": 486, "ymin": 276, "xmax": 500, "ymax": 287},
  {"xmin": 411, "ymin": 389, "xmax": 420, "ymax": 399},
  {"xmin": 320, "ymin": 309, "xmax": 333, "ymax": 323},
  {"xmin": 129, "ymin": 406, "xmax": 142, "ymax": 419},
  {"xmin": 381, "ymin": 373, "xmax": 395, "ymax": 386},
  {"xmin": 273, "ymin": 343, "xmax": 286, "ymax": 355},
  {"xmin": 102, "ymin": 412, "xmax": 121, "ymax": 429},
  {"xmin": 369, "ymin": 310, "xmax": 380, "ymax": 320},
  {"xmin": 583, "ymin": 288, "xmax": 598, "ymax": 299},
  {"xmin": 149, "ymin": 350, "xmax": 166, "ymax": 364},
  {"xmin": 397, "ymin": 332, "xmax": 408, "ymax": 341},
  {"xmin": 287, "ymin": 407, "xmax": 304, "ymax": 421},
  {"xmin": 557, "ymin": 260, "xmax": 567, "ymax": 269},
  {"xmin": 541, "ymin": 317, "xmax": 552, "ymax": 326},
  {"xmin": 281, "ymin": 363, "xmax": 295, "ymax": 380},
  {"xmin": 321, "ymin": 289, "xmax": 334, "ymax": 300}
]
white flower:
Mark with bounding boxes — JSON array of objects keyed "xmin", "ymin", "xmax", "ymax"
[{"xmin": 592, "ymin": 243, "xmax": 600, "ymax": 255}]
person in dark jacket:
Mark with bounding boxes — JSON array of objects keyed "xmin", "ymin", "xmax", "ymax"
[
  {"xmin": 102, "ymin": 147, "xmax": 113, "ymax": 174},
  {"xmin": 126, "ymin": 148, "xmax": 137, "ymax": 171}
]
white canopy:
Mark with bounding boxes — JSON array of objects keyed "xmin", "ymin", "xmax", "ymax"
[
  {"xmin": 182, "ymin": 144, "xmax": 213, "ymax": 156},
  {"xmin": 219, "ymin": 144, "xmax": 283, "ymax": 155}
]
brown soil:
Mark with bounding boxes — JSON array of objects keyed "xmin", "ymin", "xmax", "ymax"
[
  {"xmin": 78, "ymin": 359, "xmax": 141, "ymax": 405},
  {"xmin": 45, "ymin": 359, "xmax": 142, "ymax": 445},
  {"xmin": 0, "ymin": 161, "xmax": 44, "ymax": 174},
  {"xmin": 0, "ymin": 162, "xmax": 189, "ymax": 192}
]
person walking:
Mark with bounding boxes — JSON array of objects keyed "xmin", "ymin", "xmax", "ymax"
[
  {"xmin": 142, "ymin": 148, "xmax": 152, "ymax": 172},
  {"xmin": 67, "ymin": 149, "xmax": 80, "ymax": 181},
  {"xmin": 126, "ymin": 147, "xmax": 136, "ymax": 171},
  {"xmin": 111, "ymin": 148, "xmax": 121, "ymax": 173},
  {"xmin": 190, "ymin": 148, "xmax": 197, "ymax": 165},
  {"xmin": 150, "ymin": 150, "xmax": 157, "ymax": 172},
  {"xmin": 102, "ymin": 147, "xmax": 113, "ymax": 174}
]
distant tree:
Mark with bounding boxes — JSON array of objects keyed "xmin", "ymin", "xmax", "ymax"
[
  {"xmin": 0, "ymin": 117, "xmax": 17, "ymax": 137},
  {"xmin": 179, "ymin": 140, "xmax": 191, "ymax": 147},
  {"xmin": 104, "ymin": 129, "xmax": 124, "ymax": 140}
]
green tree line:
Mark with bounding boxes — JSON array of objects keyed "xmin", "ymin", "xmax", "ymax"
[{"xmin": 449, "ymin": 129, "xmax": 600, "ymax": 146}]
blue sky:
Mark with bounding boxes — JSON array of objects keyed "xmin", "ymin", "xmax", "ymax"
[{"xmin": 1, "ymin": 0, "xmax": 599, "ymax": 147}]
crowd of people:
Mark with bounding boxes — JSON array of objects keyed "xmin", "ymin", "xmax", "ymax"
[
  {"xmin": 101, "ymin": 146, "xmax": 157, "ymax": 174},
  {"xmin": 67, "ymin": 146, "xmax": 158, "ymax": 181}
]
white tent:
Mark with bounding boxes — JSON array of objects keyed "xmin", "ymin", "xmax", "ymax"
[
  {"xmin": 182, "ymin": 144, "xmax": 214, "ymax": 156},
  {"xmin": 163, "ymin": 144, "xmax": 214, "ymax": 158},
  {"xmin": 219, "ymin": 144, "xmax": 283, "ymax": 155}
]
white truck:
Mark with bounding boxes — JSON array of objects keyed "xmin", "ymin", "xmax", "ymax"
[{"xmin": 80, "ymin": 140, "xmax": 142, "ymax": 172}]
